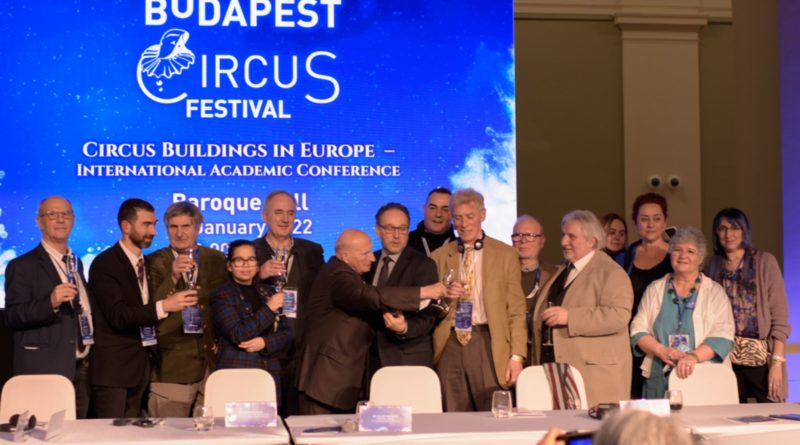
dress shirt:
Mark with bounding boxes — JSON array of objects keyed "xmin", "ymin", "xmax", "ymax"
[
  {"xmin": 119, "ymin": 241, "xmax": 167, "ymax": 320},
  {"xmin": 565, "ymin": 250, "xmax": 595, "ymax": 287},
  {"xmin": 41, "ymin": 239, "xmax": 93, "ymax": 358}
]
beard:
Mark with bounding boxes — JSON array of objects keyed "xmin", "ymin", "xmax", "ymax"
[{"xmin": 130, "ymin": 232, "xmax": 154, "ymax": 249}]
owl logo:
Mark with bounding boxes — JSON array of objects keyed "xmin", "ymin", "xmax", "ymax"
[{"xmin": 137, "ymin": 29, "xmax": 194, "ymax": 104}]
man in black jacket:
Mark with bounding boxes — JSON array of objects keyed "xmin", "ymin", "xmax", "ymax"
[
  {"xmin": 88, "ymin": 198, "xmax": 197, "ymax": 418},
  {"xmin": 366, "ymin": 203, "xmax": 442, "ymax": 369},
  {"xmin": 254, "ymin": 190, "xmax": 324, "ymax": 415},
  {"xmin": 407, "ymin": 187, "xmax": 456, "ymax": 257}
]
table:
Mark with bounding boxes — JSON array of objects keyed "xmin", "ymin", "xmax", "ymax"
[
  {"xmin": 0, "ymin": 418, "xmax": 289, "ymax": 444},
  {"xmin": 286, "ymin": 403, "xmax": 800, "ymax": 445},
  {"xmin": 287, "ymin": 410, "xmax": 600, "ymax": 444}
]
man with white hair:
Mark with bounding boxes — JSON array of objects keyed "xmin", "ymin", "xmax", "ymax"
[
  {"xmin": 531, "ymin": 210, "xmax": 633, "ymax": 406},
  {"xmin": 296, "ymin": 229, "xmax": 446, "ymax": 414},
  {"xmin": 431, "ymin": 188, "xmax": 528, "ymax": 412}
]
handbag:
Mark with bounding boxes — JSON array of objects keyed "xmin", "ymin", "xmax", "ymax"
[{"xmin": 730, "ymin": 336, "xmax": 769, "ymax": 367}]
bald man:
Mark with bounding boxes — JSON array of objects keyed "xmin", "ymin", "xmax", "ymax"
[
  {"xmin": 296, "ymin": 229, "xmax": 446, "ymax": 414},
  {"xmin": 5, "ymin": 196, "xmax": 94, "ymax": 418}
]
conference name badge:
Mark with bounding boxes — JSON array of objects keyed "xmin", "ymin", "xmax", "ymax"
[
  {"xmin": 358, "ymin": 405, "xmax": 412, "ymax": 432},
  {"xmin": 224, "ymin": 401, "xmax": 278, "ymax": 428},
  {"xmin": 455, "ymin": 301, "xmax": 473, "ymax": 332},
  {"xmin": 139, "ymin": 326, "xmax": 158, "ymax": 347},
  {"xmin": 283, "ymin": 287, "xmax": 298, "ymax": 318}
]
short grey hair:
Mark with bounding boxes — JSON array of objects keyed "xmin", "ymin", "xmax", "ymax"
[
  {"xmin": 562, "ymin": 210, "xmax": 606, "ymax": 250},
  {"xmin": 451, "ymin": 188, "xmax": 485, "ymax": 213},
  {"xmin": 164, "ymin": 201, "xmax": 203, "ymax": 227},
  {"xmin": 594, "ymin": 410, "xmax": 692, "ymax": 445},
  {"xmin": 669, "ymin": 226, "xmax": 708, "ymax": 265},
  {"xmin": 263, "ymin": 190, "xmax": 297, "ymax": 210}
]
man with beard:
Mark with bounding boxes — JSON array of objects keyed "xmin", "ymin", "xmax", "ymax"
[
  {"xmin": 89, "ymin": 198, "xmax": 199, "ymax": 418},
  {"xmin": 408, "ymin": 187, "xmax": 456, "ymax": 257}
]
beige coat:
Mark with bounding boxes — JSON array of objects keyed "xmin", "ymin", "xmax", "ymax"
[
  {"xmin": 531, "ymin": 251, "xmax": 633, "ymax": 406},
  {"xmin": 431, "ymin": 236, "xmax": 527, "ymax": 389}
]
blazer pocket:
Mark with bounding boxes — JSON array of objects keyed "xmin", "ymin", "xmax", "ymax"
[
  {"xmin": 318, "ymin": 345, "xmax": 346, "ymax": 365},
  {"xmin": 583, "ymin": 347, "xmax": 618, "ymax": 365}
]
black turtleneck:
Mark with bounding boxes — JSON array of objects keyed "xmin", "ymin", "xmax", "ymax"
[{"xmin": 407, "ymin": 220, "xmax": 456, "ymax": 257}]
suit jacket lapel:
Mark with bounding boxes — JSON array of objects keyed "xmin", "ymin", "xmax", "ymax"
[
  {"xmin": 387, "ymin": 248, "xmax": 412, "ymax": 286},
  {"xmin": 35, "ymin": 244, "xmax": 63, "ymax": 289}
]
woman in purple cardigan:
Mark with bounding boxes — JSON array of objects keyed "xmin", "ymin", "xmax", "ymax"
[{"xmin": 706, "ymin": 208, "xmax": 791, "ymax": 402}]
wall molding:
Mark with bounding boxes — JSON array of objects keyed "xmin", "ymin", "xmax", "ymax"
[{"xmin": 515, "ymin": 0, "xmax": 732, "ymax": 22}]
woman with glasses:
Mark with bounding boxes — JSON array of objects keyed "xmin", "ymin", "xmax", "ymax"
[
  {"xmin": 617, "ymin": 193, "xmax": 673, "ymax": 397},
  {"xmin": 705, "ymin": 208, "xmax": 791, "ymax": 402},
  {"xmin": 210, "ymin": 239, "xmax": 292, "ymax": 405}
]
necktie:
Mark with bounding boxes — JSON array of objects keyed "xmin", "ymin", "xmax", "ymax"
[
  {"xmin": 63, "ymin": 254, "xmax": 86, "ymax": 353},
  {"xmin": 137, "ymin": 258, "xmax": 145, "ymax": 288},
  {"xmin": 456, "ymin": 246, "xmax": 475, "ymax": 346},
  {"xmin": 377, "ymin": 257, "xmax": 393, "ymax": 286},
  {"xmin": 541, "ymin": 263, "xmax": 574, "ymax": 362}
]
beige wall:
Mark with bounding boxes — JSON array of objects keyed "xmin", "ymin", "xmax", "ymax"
[
  {"xmin": 515, "ymin": 0, "xmax": 783, "ymax": 265},
  {"xmin": 515, "ymin": 18, "xmax": 624, "ymax": 264}
]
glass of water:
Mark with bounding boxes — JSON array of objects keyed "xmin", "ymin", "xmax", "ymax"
[
  {"xmin": 491, "ymin": 390, "xmax": 512, "ymax": 418},
  {"xmin": 193, "ymin": 405, "xmax": 214, "ymax": 431}
]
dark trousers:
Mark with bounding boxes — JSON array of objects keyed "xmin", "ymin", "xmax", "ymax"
[
  {"xmin": 436, "ymin": 327, "xmax": 501, "ymax": 412},
  {"xmin": 733, "ymin": 363, "xmax": 773, "ymax": 403},
  {"xmin": 630, "ymin": 354, "xmax": 645, "ymax": 399},
  {"xmin": 74, "ymin": 359, "xmax": 91, "ymax": 419},
  {"xmin": 297, "ymin": 392, "xmax": 352, "ymax": 415},
  {"xmin": 91, "ymin": 362, "xmax": 149, "ymax": 418}
]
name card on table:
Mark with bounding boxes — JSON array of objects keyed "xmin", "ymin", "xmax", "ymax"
[
  {"xmin": 224, "ymin": 401, "xmax": 278, "ymax": 427},
  {"xmin": 358, "ymin": 405, "xmax": 412, "ymax": 432},
  {"xmin": 619, "ymin": 399, "xmax": 670, "ymax": 417}
]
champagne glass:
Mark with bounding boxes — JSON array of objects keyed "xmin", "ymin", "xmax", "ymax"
[
  {"xmin": 543, "ymin": 301, "xmax": 555, "ymax": 346},
  {"xmin": 180, "ymin": 248, "xmax": 197, "ymax": 290}
]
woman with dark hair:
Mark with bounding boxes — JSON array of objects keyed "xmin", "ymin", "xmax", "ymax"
[
  {"xmin": 601, "ymin": 213, "xmax": 627, "ymax": 258},
  {"xmin": 210, "ymin": 239, "xmax": 291, "ymax": 405},
  {"xmin": 706, "ymin": 208, "xmax": 791, "ymax": 402},
  {"xmin": 618, "ymin": 192, "xmax": 673, "ymax": 398}
]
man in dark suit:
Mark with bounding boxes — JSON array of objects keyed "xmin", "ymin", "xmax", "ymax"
[
  {"xmin": 365, "ymin": 203, "xmax": 442, "ymax": 369},
  {"xmin": 511, "ymin": 214, "xmax": 557, "ymax": 366},
  {"xmin": 297, "ymin": 229, "xmax": 446, "ymax": 414},
  {"xmin": 5, "ymin": 196, "xmax": 94, "ymax": 418},
  {"xmin": 408, "ymin": 187, "xmax": 456, "ymax": 257},
  {"xmin": 253, "ymin": 190, "xmax": 324, "ymax": 416},
  {"xmin": 146, "ymin": 202, "xmax": 227, "ymax": 417},
  {"xmin": 88, "ymin": 198, "xmax": 198, "ymax": 418}
]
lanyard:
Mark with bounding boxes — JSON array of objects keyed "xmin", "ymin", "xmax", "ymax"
[
  {"xmin": 669, "ymin": 276, "xmax": 699, "ymax": 330},
  {"xmin": 422, "ymin": 236, "xmax": 450, "ymax": 257}
]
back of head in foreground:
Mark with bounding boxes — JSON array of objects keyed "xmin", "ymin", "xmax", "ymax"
[{"xmin": 594, "ymin": 410, "xmax": 692, "ymax": 445}]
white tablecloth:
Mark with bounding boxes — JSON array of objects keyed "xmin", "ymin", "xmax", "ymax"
[
  {"xmin": 287, "ymin": 403, "xmax": 800, "ymax": 445},
  {"xmin": 0, "ymin": 418, "xmax": 289, "ymax": 444}
]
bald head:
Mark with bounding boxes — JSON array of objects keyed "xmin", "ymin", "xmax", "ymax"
[{"xmin": 335, "ymin": 229, "xmax": 376, "ymax": 274}]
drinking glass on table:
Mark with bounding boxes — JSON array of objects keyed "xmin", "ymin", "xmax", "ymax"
[
  {"xmin": 492, "ymin": 390, "xmax": 512, "ymax": 418},
  {"xmin": 193, "ymin": 405, "xmax": 214, "ymax": 431},
  {"xmin": 665, "ymin": 389, "xmax": 683, "ymax": 412}
]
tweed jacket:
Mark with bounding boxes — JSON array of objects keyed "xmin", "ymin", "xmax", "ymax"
[{"xmin": 147, "ymin": 245, "xmax": 228, "ymax": 384}]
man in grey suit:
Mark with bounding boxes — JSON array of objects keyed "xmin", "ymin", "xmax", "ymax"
[
  {"xmin": 5, "ymin": 196, "xmax": 93, "ymax": 418},
  {"xmin": 365, "ymin": 203, "xmax": 442, "ymax": 369},
  {"xmin": 531, "ymin": 210, "xmax": 633, "ymax": 406}
]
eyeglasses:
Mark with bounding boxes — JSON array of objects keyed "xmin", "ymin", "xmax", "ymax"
[
  {"xmin": 511, "ymin": 233, "xmax": 544, "ymax": 243},
  {"xmin": 230, "ymin": 256, "xmax": 258, "ymax": 267},
  {"xmin": 716, "ymin": 225, "xmax": 742, "ymax": 234},
  {"xmin": 379, "ymin": 225, "xmax": 409, "ymax": 235},
  {"xmin": 39, "ymin": 210, "xmax": 74, "ymax": 221}
]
